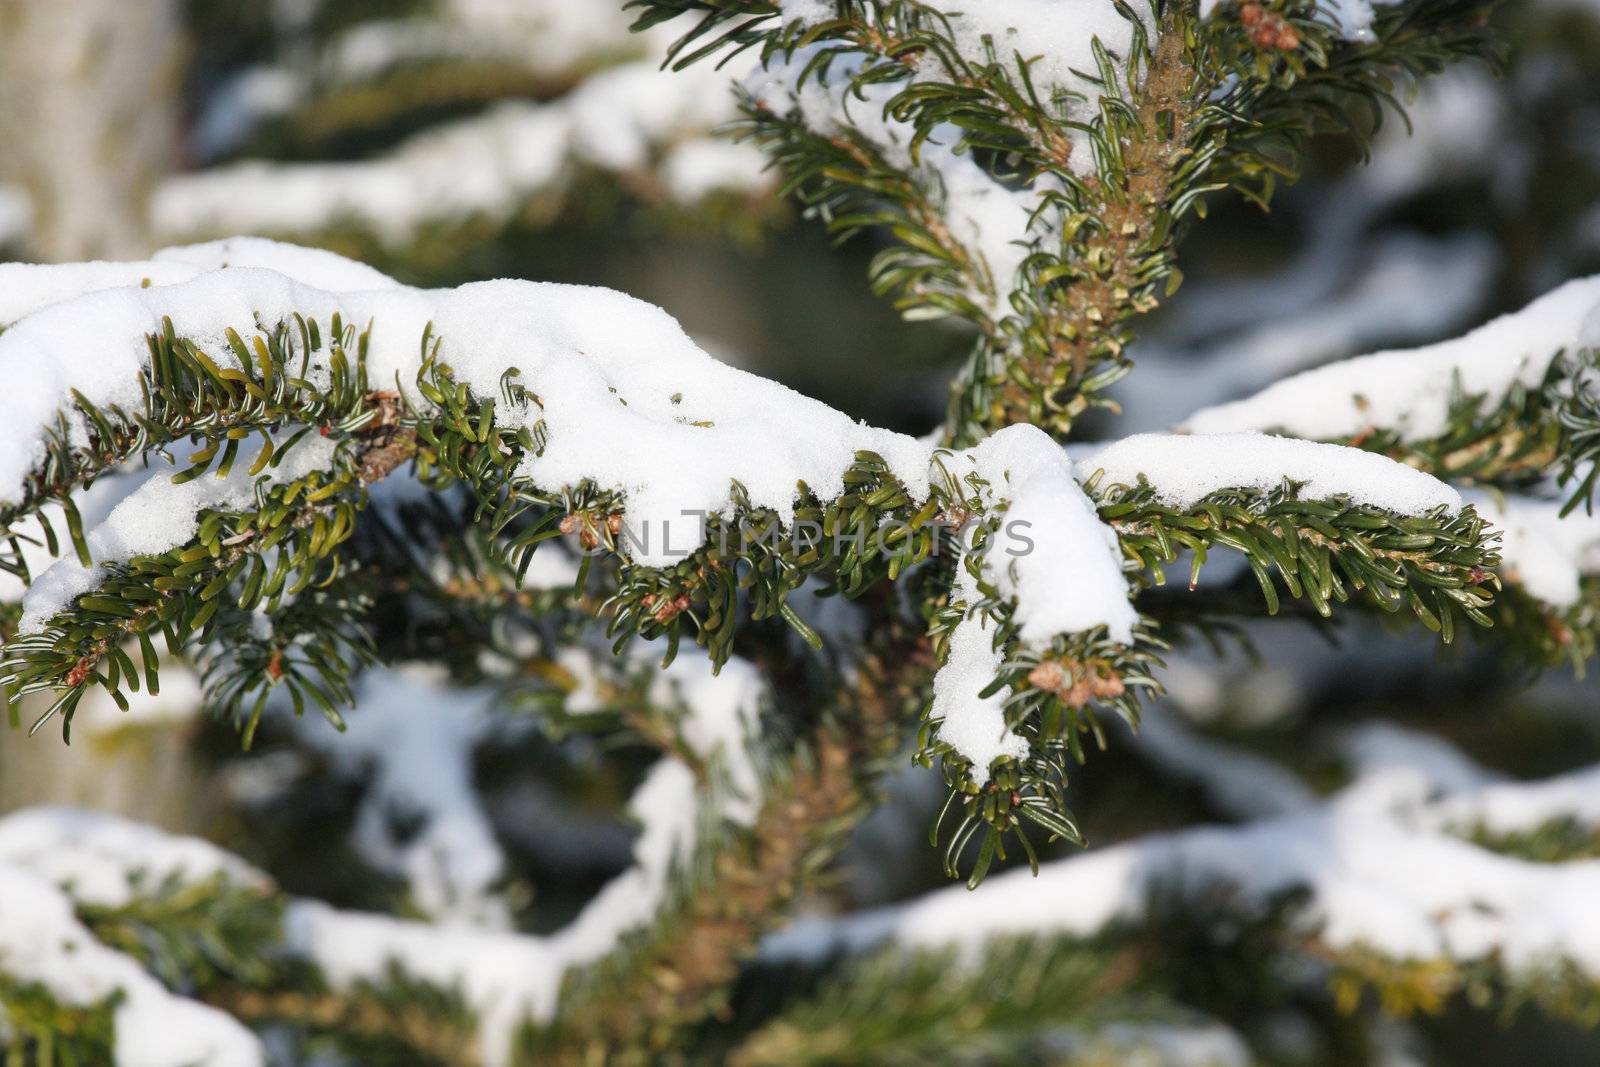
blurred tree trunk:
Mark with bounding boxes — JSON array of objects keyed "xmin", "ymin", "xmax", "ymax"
[{"xmin": 0, "ymin": 0, "xmax": 182, "ymax": 261}]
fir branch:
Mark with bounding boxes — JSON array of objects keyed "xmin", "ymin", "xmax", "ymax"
[
  {"xmin": 728, "ymin": 936, "xmax": 1151, "ymax": 1067},
  {"xmin": 536, "ymin": 608, "xmax": 928, "ymax": 1063}
]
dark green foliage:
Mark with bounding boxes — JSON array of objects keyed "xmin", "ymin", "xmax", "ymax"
[
  {"xmin": 79, "ymin": 872, "xmax": 286, "ymax": 993},
  {"xmin": 0, "ymin": 977, "xmax": 118, "ymax": 1067}
]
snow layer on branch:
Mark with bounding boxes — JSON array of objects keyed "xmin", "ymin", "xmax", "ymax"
[
  {"xmin": 931, "ymin": 566, "xmax": 1030, "ymax": 785},
  {"xmin": 1426, "ymin": 765, "xmax": 1600, "ymax": 836},
  {"xmin": 0, "ymin": 247, "xmax": 931, "ymax": 584},
  {"xmin": 153, "ymin": 236, "xmax": 404, "ymax": 291},
  {"xmin": 918, "ymin": 0, "xmax": 1146, "ymax": 104},
  {"xmin": 0, "ymin": 261, "xmax": 197, "ymax": 326},
  {"xmin": 0, "ymin": 237, "xmax": 401, "ymax": 329},
  {"xmin": 1182, "ymin": 276, "xmax": 1600, "ymax": 442},
  {"xmin": 948, "ymin": 424, "xmax": 1139, "ymax": 645},
  {"xmin": 745, "ymin": 47, "xmax": 1042, "ymax": 306},
  {"xmin": 1467, "ymin": 490, "xmax": 1600, "ymax": 609},
  {"xmin": 155, "ymin": 58, "xmax": 767, "ymax": 244},
  {"xmin": 649, "ymin": 651, "xmax": 766, "ymax": 824},
  {"xmin": 19, "ymin": 436, "xmax": 340, "ymax": 633},
  {"xmin": 0, "ymin": 806, "xmax": 267, "ymax": 908},
  {"xmin": 1077, "ymin": 432, "xmax": 1463, "ymax": 515},
  {"xmin": 0, "ymin": 867, "xmax": 264, "ymax": 1067},
  {"xmin": 766, "ymin": 747, "xmax": 1600, "ymax": 983},
  {"xmin": 0, "ymin": 808, "xmax": 268, "ymax": 1067},
  {"xmin": 289, "ymin": 759, "xmax": 702, "ymax": 1067}
]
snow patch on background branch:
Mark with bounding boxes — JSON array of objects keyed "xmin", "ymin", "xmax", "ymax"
[
  {"xmin": 157, "ymin": 59, "xmax": 769, "ymax": 245},
  {"xmin": 1181, "ymin": 277, "xmax": 1600, "ymax": 442}
]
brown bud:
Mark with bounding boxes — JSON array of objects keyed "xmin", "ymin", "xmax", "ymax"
[
  {"xmin": 1275, "ymin": 24, "xmax": 1300, "ymax": 50},
  {"xmin": 1090, "ymin": 669, "xmax": 1126, "ymax": 700},
  {"xmin": 606, "ymin": 512, "xmax": 624, "ymax": 535},
  {"xmin": 559, "ymin": 514, "xmax": 581, "ymax": 535},
  {"xmin": 1240, "ymin": 2, "xmax": 1265, "ymax": 27},
  {"xmin": 1028, "ymin": 660, "xmax": 1067, "ymax": 693}
]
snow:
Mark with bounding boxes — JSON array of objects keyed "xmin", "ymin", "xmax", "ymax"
[
  {"xmin": 1467, "ymin": 491, "xmax": 1600, "ymax": 609},
  {"xmin": 19, "ymin": 435, "xmax": 340, "ymax": 633},
  {"xmin": 154, "ymin": 58, "xmax": 768, "ymax": 244},
  {"xmin": 1427, "ymin": 765, "xmax": 1600, "ymax": 837},
  {"xmin": 777, "ymin": 0, "xmax": 837, "ymax": 24},
  {"xmin": 288, "ymin": 758, "xmax": 701, "ymax": 1067},
  {"xmin": 0, "ymin": 809, "xmax": 268, "ymax": 1066},
  {"xmin": 0, "ymin": 239, "xmax": 400, "ymax": 330},
  {"xmin": 928, "ymin": 425, "xmax": 1143, "ymax": 781},
  {"xmin": 0, "ymin": 867, "xmax": 265, "ymax": 1067},
  {"xmin": 0, "ymin": 806, "xmax": 267, "ymax": 909},
  {"xmin": 661, "ymin": 140, "xmax": 773, "ymax": 203},
  {"xmin": 745, "ymin": 46, "xmax": 1043, "ymax": 308},
  {"xmin": 284, "ymin": 901, "xmax": 557, "ymax": 1067},
  {"xmin": 930, "ymin": 566, "xmax": 1031, "ymax": 785},
  {"xmin": 0, "ymin": 248, "xmax": 932, "ymax": 622},
  {"xmin": 289, "ymin": 665, "xmax": 508, "ymax": 925},
  {"xmin": 153, "ymin": 236, "xmax": 403, "ymax": 291},
  {"xmin": 948, "ymin": 424, "xmax": 1139, "ymax": 645},
  {"xmin": 1182, "ymin": 276, "xmax": 1600, "ymax": 442},
  {"xmin": 1077, "ymin": 432, "xmax": 1463, "ymax": 515},
  {"xmin": 649, "ymin": 651, "xmax": 766, "ymax": 824},
  {"xmin": 917, "ymin": 0, "xmax": 1146, "ymax": 106},
  {"xmin": 764, "ymin": 744, "xmax": 1600, "ymax": 984},
  {"xmin": 0, "ymin": 261, "xmax": 198, "ymax": 326}
]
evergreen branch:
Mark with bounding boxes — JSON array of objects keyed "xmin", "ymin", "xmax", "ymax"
[
  {"xmin": 629, "ymin": 1, "xmax": 1502, "ymax": 444},
  {"xmin": 535, "ymin": 605, "xmax": 928, "ymax": 1063},
  {"xmin": 728, "ymin": 936, "xmax": 1151, "ymax": 1067},
  {"xmin": 0, "ymin": 977, "xmax": 118, "ymax": 1067},
  {"xmin": 1309, "ymin": 349, "xmax": 1600, "ymax": 515},
  {"xmin": 1095, "ymin": 480, "xmax": 1500, "ymax": 640}
]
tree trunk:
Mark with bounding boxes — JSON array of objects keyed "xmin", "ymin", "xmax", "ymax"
[{"xmin": 0, "ymin": 0, "xmax": 182, "ymax": 261}]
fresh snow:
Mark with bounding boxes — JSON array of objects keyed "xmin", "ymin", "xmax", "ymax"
[
  {"xmin": 929, "ymin": 425, "xmax": 1141, "ymax": 781},
  {"xmin": 0, "ymin": 637, "xmax": 765, "ymax": 1067},
  {"xmin": 930, "ymin": 566, "xmax": 1031, "ymax": 785},
  {"xmin": 155, "ymin": 59, "xmax": 767, "ymax": 245},
  {"xmin": 764, "ymin": 742, "xmax": 1600, "ymax": 984},
  {"xmin": 917, "ymin": 0, "xmax": 1146, "ymax": 107},
  {"xmin": 0, "ymin": 808, "xmax": 268, "ymax": 1067},
  {"xmin": 0, "ymin": 245, "xmax": 932, "ymax": 606},
  {"xmin": 0, "ymin": 806, "xmax": 268, "ymax": 908},
  {"xmin": 0, "ymin": 866, "xmax": 264, "ymax": 1067},
  {"xmin": 1077, "ymin": 432, "xmax": 1463, "ymax": 515},
  {"xmin": 951, "ymin": 424, "xmax": 1139, "ymax": 645},
  {"xmin": 19, "ymin": 436, "xmax": 340, "ymax": 633},
  {"xmin": 1467, "ymin": 491, "xmax": 1600, "ymax": 609},
  {"xmin": 745, "ymin": 46, "xmax": 1044, "ymax": 310},
  {"xmin": 288, "ymin": 758, "xmax": 701, "ymax": 1067},
  {"xmin": 1182, "ymin": 277, "xmax": 1600, "ymax": 442},
  {"xmin": 288, "ymin": 665, "xmax": 510, "ymax": 925}
]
